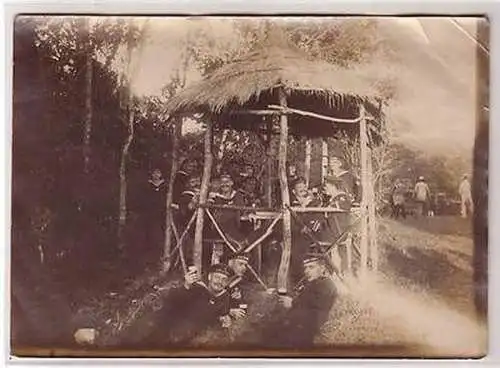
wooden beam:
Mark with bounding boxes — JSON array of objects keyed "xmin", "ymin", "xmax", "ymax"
[
  {"xmin": 268, "ymin": 104, "xmax": 362, "ymax": 124},
  {"xmin": 193, "ymin": 124, "xmax": 213, "ymax": 272},
  {"xmin": 243, "ymin": 214, "xmax": 282, "ymax": 253},
  {"xmin": 289, "ymin": 207, "xmax": 347, "ymax": 213},
  {"xmin": 359, "ymin": 104, "xmax": 369, "ymax": 280},
  {"xmin": 276, "ymin": 89, "xmax": 293, "ymax": 293},
  {"xmin": 305, "ymin": 138, "xmax": 311, "ymax": 187},
  {"xmin": 162, "ymin": 119, "xmax": 181, "ymax": 272},
  {"xmin": 200, "ymin": 204, "xmax": 275, "ymax": 212},
  {"xmin": 321, "ymin": 139, "xmax": 328, "ymax": 184},
  {"xmin": 228, "ymin": 109, "xmax": 290, "ymax": 116}
]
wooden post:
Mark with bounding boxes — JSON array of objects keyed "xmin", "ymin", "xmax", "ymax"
[
  {"xmin": 359, "ymin": 104, "xmax": 369, "ymax": 280},
  {"xmin": 367, "ymin": 144, "xmax": 378, "ymax": 271},
  {"xmin": 266, "ymin": 118, "xmax": 273, "ymax": 207},
  {"xmin": 162, "ymin": 119, "xmax": 181, "ymax": 272},
  {"xmin": 193, "ymin": 124, "xmax": 213, "ymax": 272},
  {"xmin": 277, "ymin": 89, "xmax": 293, "ymax": 292},
  {"xmin": 305, "ymin": 138, "xmax": 311, "ymax": 187},
  {"xmin": 321, "ymin": 138, "xmax": 329, "ymax": 183},
  {"xmin": 216, "ymin": 128, "xmax": 228, "ymax": 174}
]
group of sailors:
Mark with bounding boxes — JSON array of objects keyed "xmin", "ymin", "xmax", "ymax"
[
  {"xmin": 139, "ymin": 155, "xmax": 359, "ymax": 347},
  {"xmin": 145, "ymin": 155, "xmax": 360, "ymax": 283}
]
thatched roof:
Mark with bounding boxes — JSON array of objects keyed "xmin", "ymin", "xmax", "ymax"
[
  {"xmin": 165, "ymin": 39, "xmax": 382, "ymax": 116},
  {"xmin": 164, "ymin": 34, "xmax": 386, "ymax": 140}
]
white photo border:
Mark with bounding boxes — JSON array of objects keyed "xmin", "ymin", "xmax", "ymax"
[{"xmin": 2, "ymin": 0, "xmax": 498, "ymax": 366}]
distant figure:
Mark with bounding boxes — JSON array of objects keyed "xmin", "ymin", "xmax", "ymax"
[
  {"xmin": 459, "ymin": 174, "xmax": 473, "ymax": 218},
  {"xmin": 414, "ymin": 176, "xmax": 431, "ymax": 217},
  {"xmin": 391, "ymin": 178, "xmax": 407, "ymax": 219},
  {"xmin": 262, "ymin": 254, "xmax": 337, "ymax": 348}
]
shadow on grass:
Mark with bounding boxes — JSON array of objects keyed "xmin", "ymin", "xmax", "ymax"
[
  {"xmin": 381, "ymin": 244, "xmax": 475, "ymax": 317},
  {"xmin": 393, "ymin": 216, "xmax": 472, "ymax": 238}
]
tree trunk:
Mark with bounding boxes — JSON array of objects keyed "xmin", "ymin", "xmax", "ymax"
[
  {"xmin": 162, "ymin": 120, "xmax": 181, "ymax": 271},
  {"xmin": 359, "ymin": 104, "xmax": 369, "ymax": 280},
  {"xmin": 216, "ymin": 129, "xmax": 228, "ymax": 174},
  {"xmin": 118, "ymin": 108, "xmax": 135, "ymax": 248},
  {"xmin": 367, "ymin": 146, "xmax": 378, "ymax": 271},
  {"xmin": 193, "ymin": 124, "xmax": 213, "ymax": 272},
  {"xmin": 276, "ymin": 89, "xmax": 292, "ymax": 292},
  {"xmin": 117, "ymin": 24, "xmax": 137, "ymax": 249},
  {"xmin": 83, "ymin": 19, "xmax": 93, "ymax": 175}
]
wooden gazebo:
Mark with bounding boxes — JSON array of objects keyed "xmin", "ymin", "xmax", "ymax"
[{"xmin": 163, "ymin": 37, "xmax": 384, "ymax": 292}]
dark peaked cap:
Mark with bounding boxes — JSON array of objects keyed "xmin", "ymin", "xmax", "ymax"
[{"xmin": 209, "ymin": 263, "xmax": 232, "ymax": 277}]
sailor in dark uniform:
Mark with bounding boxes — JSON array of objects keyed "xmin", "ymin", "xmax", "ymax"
[
  {"xmin": 318, "ymin": 175, "xmax": 353, "ymax": 276},
  {"xmin": 143, "ymin": 168, "xmax": 168, "ymax": 263},
  {"xmin": 176, "ymin": 175, "xmax": 201, "ymax": 264},
  {"xmin": 205, "ymin": 173, "xmax": 247, "ymax": 270},
  {"xmin": 290, "ymin": 177, "xmax": 322, "ymax": 285},
  {"xmin": 236, "ymin": 164, "xmax": 256, "ymax": 189},
  {"xmin": 328, "ymin": 156, "xmax": 355, "ymax": 199},
  {"xmin": 146, "ymin": 263, "xmax": 233, "ymax": 347},
  {"xmin": 211, "ymin": 173, "xmax": 246, "ymax": 242},
  {"xmin": 224, "ymin": 253, "xmax": 251, "ymax": 321},
  {"xmin": 173, "ymin": 159, "xmax": 198, "ymax": 204},
  {"xmin": 238, "ymin": 175, "xmax": 262, "ymax": 208},
  {"xmin": 262, "ymin": 253, "xmax": 337, "ymax": 348}
]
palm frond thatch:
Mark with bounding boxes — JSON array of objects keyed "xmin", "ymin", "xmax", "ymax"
[{"xmin": 165, "ymin": 42, "xmax": 383, "ymax": 118}]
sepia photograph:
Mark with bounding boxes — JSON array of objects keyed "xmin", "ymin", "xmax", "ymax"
[{"xmin": 10, "ymin": 15, "xmax": 489, "ymax": 358}]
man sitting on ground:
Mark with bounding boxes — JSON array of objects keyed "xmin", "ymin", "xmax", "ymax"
[
  {"xmin": 261, "ymin": 253, "xmax": 338, "ymax": 348},
  {"xmin": 146, "ymin": 263, "xmax": 233, "ymax": 347},
  {"xmin": 225, "ymin": 253, "xmax": 251, "ymax": 315}
]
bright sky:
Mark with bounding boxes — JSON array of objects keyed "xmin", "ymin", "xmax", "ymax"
[{"xmin": 129, "ymin": 17, "xmax": 484, "ymax": 159}]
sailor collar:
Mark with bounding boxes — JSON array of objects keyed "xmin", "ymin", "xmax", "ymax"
[
  {"xmin": 334, "ymin": 170, "xmax": 349, "ymax": 177},
  {"xmin": 214, "ymin": 191, "xmax": 237, "ymax": 201},
  {"xmin": 148, "ymin": 179, "xmax": 165, "ymax": 189},
  {"xmin": 328, "ymin": 191, "xmax": 348, "ymax": 205},
  {"xmin": 293, "ymin": 195, "xmax": 314, "ymax": 207},
  {"xmin": 238, "ymin": 188, "xmax": 255, "ymax": 197}
]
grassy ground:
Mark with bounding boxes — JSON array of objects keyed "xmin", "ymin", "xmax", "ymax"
[{"xmin": 318, "ymin": 215, "xmax": 485, "ymax": 358}]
